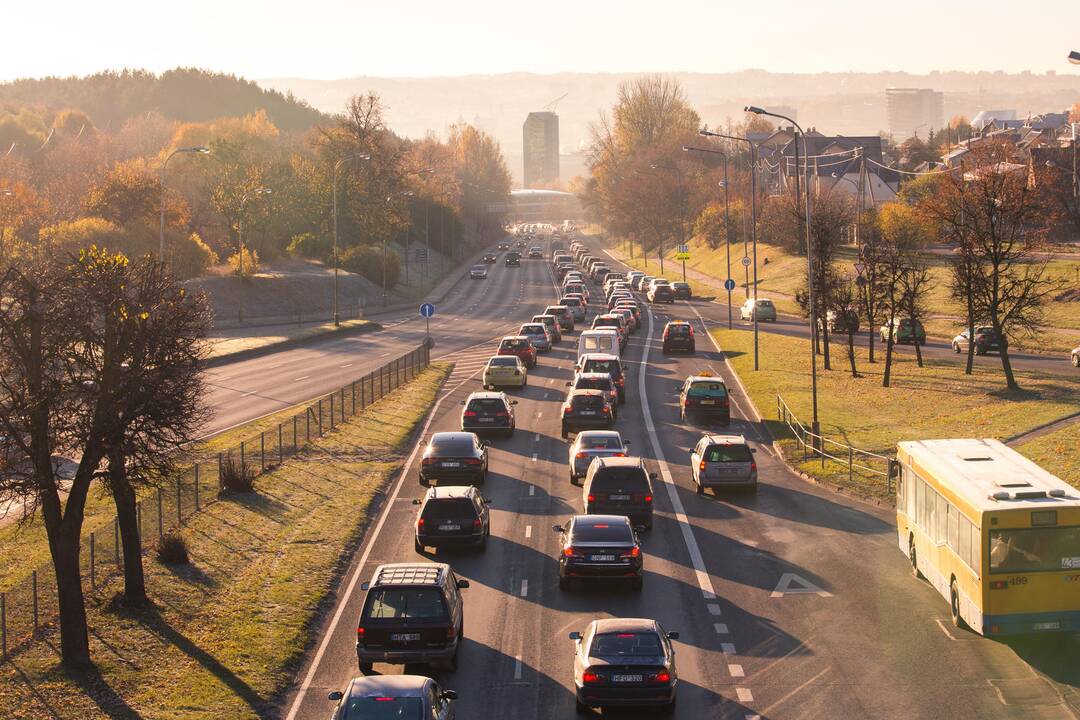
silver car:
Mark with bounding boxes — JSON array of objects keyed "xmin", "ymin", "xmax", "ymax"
[
  {"xmin": 690, "ymin": 434, "xmax": 757, "ymax": 494},
  {"xmin": 567, "ymin": 430, "xmax": 630, "ymax": 484}
]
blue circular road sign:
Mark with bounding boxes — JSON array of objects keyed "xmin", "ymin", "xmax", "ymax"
[
  {"xmin": 724, "ymin": 278, "xmax": 736, "ymax": 291},
  {"xmin": 419, "ymin": 303, "xmax": 436, "ymax": 318}
]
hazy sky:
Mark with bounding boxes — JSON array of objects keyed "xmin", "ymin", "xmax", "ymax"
[{"xmin": 5, "ymin": 0, "xmax": 1078, "ymax": 81}]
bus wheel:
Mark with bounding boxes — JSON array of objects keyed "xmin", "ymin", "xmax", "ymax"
[
  {"xmin": 950, "ymin": 580, "xmax": 967, "ymax": 630},
  {"xmin": 909, "ymin": 539, "xmax": 922, "ymax": 580}
]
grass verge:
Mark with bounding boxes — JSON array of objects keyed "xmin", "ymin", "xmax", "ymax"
[
  {"xmin": 0, "ymin": 362, "xmax": 451, "ymax": 720},
  {"xmin": 1014, "ymin": 422, "xmax": 1080, "ymax": 488},
  {"xmin": 714, "ymin": 327, "xmax": 1080, "ymax": 503},
  {"xmin": 204, "ymin": 318, "xmax": 377, "ymax": 360}
]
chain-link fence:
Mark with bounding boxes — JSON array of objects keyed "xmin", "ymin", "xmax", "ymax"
[{"xmin": 0, "ymin": 344, "xmax": 431, "ymax": 661}]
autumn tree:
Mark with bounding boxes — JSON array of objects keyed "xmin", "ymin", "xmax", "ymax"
[{"xmin": 831, "ymin": 272, "xmax": 863, "ymax": 377}]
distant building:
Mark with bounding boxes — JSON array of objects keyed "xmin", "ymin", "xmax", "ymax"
[
  {"xmin": 522, "ymin": 112, "xmax": 560, "ymax": 188},
  {"xmin": 886, "ymin": 88, "xmax": 945, "ymax": 139},
  {"xmin": 509, "ymin": 189, "xmax": 582, "ymax": 222}
]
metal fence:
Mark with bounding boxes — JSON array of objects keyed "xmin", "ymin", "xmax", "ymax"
[
  {"xmin": 775, "ymin": 393, "xmax": 895, "ymax": 494},
  {"xmin": 0, "ymin": 344, "xmax": 431, "ymax": 662}
]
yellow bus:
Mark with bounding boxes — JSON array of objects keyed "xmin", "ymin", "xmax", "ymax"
[{"xmin": 895, "ymin": 438, "xmax": 1080, "ymax": 636}]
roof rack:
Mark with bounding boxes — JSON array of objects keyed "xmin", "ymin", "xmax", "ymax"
[{"xmin": 375, "ymin": 565, "xmax": 443, "ymax": 586}]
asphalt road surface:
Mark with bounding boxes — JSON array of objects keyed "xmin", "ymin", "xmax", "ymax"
[{"xmin": 279, "ymin": 243, "xmax": 1079, "ymax": 720}]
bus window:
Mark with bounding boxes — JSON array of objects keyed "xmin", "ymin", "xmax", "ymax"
[{"xmin": 989, "ymin": 527, "xmax": 1080, "ymax": 574}]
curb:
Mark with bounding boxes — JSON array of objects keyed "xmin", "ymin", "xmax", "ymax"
[{"xmin": 204, "ymin": 321, "xmax": 383, "ymax": 369}]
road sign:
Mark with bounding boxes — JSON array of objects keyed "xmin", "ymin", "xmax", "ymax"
[
  {"xmin": 741, "ymin": 256, "xmax": 751, "ymax": 267},
  {"xmin": 724, "ymin": 278, "xmax": 736, "ymax": 291},
  {"xmin": 419, "ymin": 303, "xmax": 435, "ymax": 318},
  {"xmin": 675, "ymin": 243, "xmax": 690, "ymax": 260}
]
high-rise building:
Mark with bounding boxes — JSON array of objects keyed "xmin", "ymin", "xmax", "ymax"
[
  {"xmin": 523, "ymin": 111, "xmax": 560, "ymax": 188},
  {"xmin": 886, "ymin": 88, "xmax": 945, "ymax": 139}
]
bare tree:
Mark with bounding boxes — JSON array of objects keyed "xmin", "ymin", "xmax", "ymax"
[
  {"xmin": 949, "ymin": 249, "xmax": 980, "ymax": 375},
  {"xmin": 898, "ymin": 255, "xmax": 932, "ymax": 368},
  {"xmin": 831, "ymin": 273, "xmax": 863, "ymax": 377},
  {"xmin": 878, "ymin": 242, "xmax": 907, "ymax": 388}
]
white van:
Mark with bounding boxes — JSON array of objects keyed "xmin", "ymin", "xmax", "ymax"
[{"xmin": 578, "ymin": 328, "xmax": 620, "ymax": 359}]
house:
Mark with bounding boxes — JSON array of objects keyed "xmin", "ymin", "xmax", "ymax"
[{"xmin": 774, "ymin": 133, "xmax": 900, "ymax": 204}]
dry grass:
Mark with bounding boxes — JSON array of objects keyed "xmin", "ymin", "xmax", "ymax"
[
  {"xmin": 1014, "ymin": 422, "xmax": 1080, "ymax": 489},
  {"xmin": 203, "ymin": 318, "xmax": 376, "ymax": 360}
]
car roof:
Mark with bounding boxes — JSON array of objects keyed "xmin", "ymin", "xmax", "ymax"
[
  {"xmin": 466, "ymin": 391, "xmax": 507, "ymax": 400},
  {"xmin": 572, "ymin": 514, "xmax": 631, "ymax": 528},
  {"xmin": 501, "ymin": 335, "xmax": 529, "ymax": 341},
  {"xmin": 686, "ymin": 374, "xmax": 725, "ymax": 383},
  {"xmin": 424, "ymin": 485, "xmax": 476, "ymax": 500},
  {"xmin": 666, "ymin": 320, "xmax": 691, "ymax": 326},
  {"xmin": 701, "ymin": 433, "xmax": 748, "ymax": 445},
  {"xmin": 570, "ymin": 389, "xmax": 607, "ymax": 398},
  {"xmin": 589, "ymin": 617, "xmax": 660, "ymax": 634},
  {"xmin": 576, "ymin": 372, "xmax": 613, "ymax": 382},
  {"xmin": 576, "ymin": 430, "xmax": 622, "ymax": 441},
  {"xmin": 595, "ymin": 456, "xmax": 645, "ymax": 468},
  {"xmin": 520, "ymin": 323, "xmax": 545, "ymax": 329},
  {"xmin": 347, "ymin": 675, "xmax": 431, "ymax": 698},
  {"xmin": 580, "ymin": 353, "xmax": 619, "ymax": 361},
  {"xmin": 430, "ymin": 431, "xmax": 477, "ymax": 442},
  {"xmin": 370, "ymin": 562, "xmax": 450, "ymax": 587}
]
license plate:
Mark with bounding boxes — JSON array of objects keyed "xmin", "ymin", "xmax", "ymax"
[
  {"xmin": 609, "ymin": 494, "xmax": 630, "ymax": 501},
  {"xmin": 1033, "ymin": 622, "xmax": 1061, "ymax": 631},
  {"xmin": 590, "ymin": 554, "xmax": 616, "ymax": 562},
  {"xmin": 613, "ymin": 674, "xmax": 643, "ymax": 683},
  {"xmin": 439, "ymin": 524, "xmax": 461, "ymax": 531},
  {"xmin": 391, "ymin": 633, "xmax": 420, "ymax": 642},
  {"xmin": 579, "ymin": 410, "xmax": 596, "ymax": 415},
  {"xmin": 700, "ymin": 400, "xmax": 716, "ymax": 405},
  {"xmin": 442, "ymin": 462, "xmax": 460, "ymax": 468},
  {"xmin": 479, "ymin": 418, "xmax": 494, "ymax": 423}
]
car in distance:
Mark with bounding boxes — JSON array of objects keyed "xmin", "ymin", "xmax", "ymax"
[
  {"xmin": 631, "ymin": 274, "xmax": 653, "ymax": 291},
  {"xmin": 532, "ymin": 314, "xmax": 563, "ymax": 343},
  {"xmin": 671, "ymin": 281, "xmax": 692, "ymax": 300},
  {"xmin": 647, "ymin": 283, "xmax": 674, "ymax": 303},
  {"xmin": 561, "ymin": 389, "xmax": 615, "ymax": 438},
  {"xmin": 505, "ymin": 251, "xmax": 521, "ymax": 266},
  {"xmin": 469, "ymin": 264, "xmax": 488, "ymax": 279},
  {"xmin": 497, "ymin": 335, "xmax": 537, "ymax": 368},
  {"xmin": 481, "ymin": 252, "xmax": 498, "ymax": 264},
  {"xmin": 951, "ymin": 326, "xmax": 1001, "ymax": 355},
  {"xmin": 569, "ymin": 618, "xmax": 678, "ymax": 714},
  {"xmin": 356, "ymin": 563, "xmax": 469, "ymax": 672},
  {"xmin": 482, "ymin": 355, "xmax": 527, "ymax": 389},
  {"xmin": 881, "ymin": 317, "xmax": 926, "ymax": 345},
  {"xmin": 566, "ymin": 373, "xmax": 620, "ymax": 419},
  {"xmin": 519, "ymin": 322, "xmax": 552, "ymax": 352},
  {"xmin": 420, "ymin": 432, "xmax": 488, "ymax": 486},
  {"xmin": 582, "ymin": 456, "xmax": 656, "ymax": 529},
  {"xmin": 1073, "ymin": 344, "xmax": 1080, "ymax": 368},
  {"xmin": 528, "ymin": 246, "xmax": 544, "ymax": 258},
  {"xmin": 414, "ymin": 485, "xmax": 490, "ymax": 552},
  {"xmin": 592, "ymin": 313, "xmax": 628, "ymax": 350},
  {"xmin": 460, "ymin": 391, "xmax": 517, "ymax": 435},
  {"xmin": 560, "ymin": 296, "xmax": 587, "ymax": 323},
  {"xmin": 554, "ymin": 515, "xmax": 644, "ymax": 591},
  {"xmin": 327, "ymin": 675, "xmax": 458, "ymax": 719},
  {"xmin": 690, "ymin": 434, "xmax": 757, "ymax": 494},
  {"xmin": 568, "ymin": 430, "xmax": 630, "ymax": 484},
  {"xmin": 739, "ymin": 298, "xmax": 777, "ymax": 322},
  {"xmin": 679, "ymin": 374, "xmax": 730, "ymax": 426},
  {"xmin": 661, "ymin": 320, "xmax": 695, "ymax": 353},
  {"xmin": 497, "ymin": 242, "xmax": 510, "ymax": 251},
  {"xmin": 825, "ymin": 309, "xmax": 860, "ymax": 334},
  {"xmin": 546, "ymin": 304, "xmax": 576, "ymax": 331}
]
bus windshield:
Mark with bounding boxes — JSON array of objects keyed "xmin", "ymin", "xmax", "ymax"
[{"xmin": 988, "ymin": 527, "xmax": 1080, "ymax": 574}]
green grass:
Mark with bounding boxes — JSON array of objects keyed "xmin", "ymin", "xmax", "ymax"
[
  {"xmin": 0, "ymin": 362, "xmax": 451, "ymax": 720},
  {"xmin": 714, "ymin": 327, "xmax": 1080, "ymax": 503},
  {"xmin": 1015, "ymin": 422, "xmax": 1080, "ymax": 488}
]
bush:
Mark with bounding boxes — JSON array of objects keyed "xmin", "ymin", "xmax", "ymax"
[
  {"xmin": 157, "ymin": 531, "xmax": 190, "ymax": 565},
  {"xmin": 171, "ymin": 232, "xmax": 219, "ymax": 279},
  {"xmin": 341, "ymin": 243, "xmax": 400, "ymax": 289},
  {"xmin": 287, "ymin": 232, "xmax": 330, "ymax": 260},
  {"xmin": 226, "ymin": 247, "xmax": 260, "ymax": 277},
  {"xmin": 218, "ymin": 453, "xmax": 256, "ymax": 494}
]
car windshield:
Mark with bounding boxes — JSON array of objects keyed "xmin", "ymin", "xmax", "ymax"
[
  {"xmin": 562, "ymin": 298, "xmax": 581, "ymax": 307},
  {"xmin": 756, "ymin": 300, "xmax": 774, "ymax": 307},
  {"xmin": 429, "ymin": 439, "xmax": 473, "ymax": 455},
  {"xmin": 667, "ymin": 324, "xmax": 691, "ymax": 336},
  {"xmin": 422, "ymin": 498, "xmax": 476, "ymax": 521},
  {"xmin": 594, "ymin": 318, "xmax": 619, "ymax": 328},
  {"xmin": 688, "ymin": 382, "xmax": 727, "ymax": 398},
  {"xmin": 989, "ymin": 527, "xmax": 1080, "ymax": 574},
  {"xmin": 576, "ymin": 377, "xmax": 613, "ymax": 391},
  {"xmin": 578, "ymin": 435, "xmax": 623, "ymax": 450},
  {"xmin": 521, "ymin": 325, "xmax": 543, "ymax": 334},
  {"xmin": 592, "ymin": 468, "xmax": 649, "ymax": 491},
  {"xmin": 467, "ymin": 398, "xmax": 505, "ymax": 412},
  {"xmin": 471, "ymin": 265, "xmax": 485, "ymax": 270},
  {"xmin": 572, "ymin": 522, "xmax": 633, "ymax": 543},
  {"xmin": 342, "ymin": 697, "xmax": 424, "ymax": 720},
  {"xmin": 488, "ymin": 357, "xmax": 517, "ymax": 367},
  {"xmin": 704, "ymin": 444, "xmax": 752, "ymax": 462},
  {"xmin": 364, "ymin": 588, "xmax": 447, "ymax": 620},
  {"xmin": 591, "ymin": 632, "xmax": 663, "ymax": 657}
]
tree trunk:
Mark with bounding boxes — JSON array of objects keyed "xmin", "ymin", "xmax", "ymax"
[
  {"xmin": 847, "ymin": 330, "xmax": 858, "ymax": 377},
  {"xmin": 883, "ymin": 319, "xmax": 896, "ymax": 388},
  {"xmin": 912, "ymin": 319, "xmax": 924, "ymax": 368},
  {"xmin": 45, "ymin": 522, "xmax": 91, "ymax": 668},
  {"xmin": 867, "ymin": 316, "xmax": 875, "ymax": 364},
  {"xmin": 997, "ymin": 327, "xmax": 1019, "ymax": 390},
  {"xmin": 965, "ymin": 295, "xmax": 975, "ymax": 375},
  {"xmin": 821, "ymin": 319, "xmax": 831, "ymax": 370},
  {"xmin": 110, "ymin": 451, "xmax": 147, "ymax": 606}
]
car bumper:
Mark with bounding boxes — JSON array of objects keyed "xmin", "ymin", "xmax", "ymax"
[
  {"xmin": 983, "ymin": 610, "xmax": 1080, "ymax": 636},
  {"xmin": 357, "ymin": 641, "xmax": 458, "ymax": 665},
  {"xmin": 699, "ymin": 475, "xmax": 756, "ymax": 489},
  {"xmin": 576, "ymin": 684, "xmax": 675, "ymax": 707},
  {"xmin": 420, "ymin": 468, "xmax": 484, "ymax": 484},
  {"xmin": 417, "ymin": 531, "xmax": 485, "ymax": 547},
  {"xmin": 664, "ymin": 340, "xmax": 694, "ymax": 351},
  {"xmin": 564, "ymin": 417, "xmax": 614, "ymax": 431},
  {"xmin": 561, "ymin": 560, "xmax": 641, "ymax": 579},
  {"xmin": 463, "ymin": 420, "xmax": 513, "ymax": 432}
]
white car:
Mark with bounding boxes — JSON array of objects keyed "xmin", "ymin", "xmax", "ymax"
[
  {"xmin": 1072, "ymin": 345, "xmax": 1080, "ymax": 368},
  {"xmin": 470, "ymin": 264, "xmax": 488, "ymax": 279}
]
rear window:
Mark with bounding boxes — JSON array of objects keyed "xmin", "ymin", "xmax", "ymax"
[
  {"xmin": 500, "ymin": 339, "xmax": 528, "ymax": 350},
  {"xmin": 341, "ymin": 697, "xmax": 422, "ymax": 720},
  {"xmin": 562, "ymin": 298, "xmax": 582, "ymax": 307},
  {"xmin": 666, "ymin": 324, "xmax": 691, "ymax": 336},
  {"xmin": 592, "ymin": 467, "xmax": 650, "ymax": 492},
  {"xmin": 364, "ymin": 588, "xmax": 447, "ymax": 620},
  {"xmin": 572, "ymin": 395, "xmax": 606, "ymax": 408},
  {"xmin": 571, "ymin": 522, "xmax": 633, "ymax": 543},
  {"xmin": 583, "ymin": 359, "xmax": 622, "ymax": 377},
  {"xmin": 688, "ymin": 382, "xmax": 727, "ymax": 398},
  {"xmin": 429, "ymin": 438, "xmax": 473, "ymax": 455},
  {"xmin": 576, "ymin": 376, "xmax": 613, "ymax": 391},
  {"xmin": 591, "ymin": 632, "xmax": 662, "ymax": 657},
  {"xmin": 421, "ymin": 498, "xmax": 477, "ymax": 521},
  {"xmin": 489, "ymin": 357, "xmax": 518, "ymax": 366},
  {"xmin": 704, "ymin": 444, "xmax": 752, "ymax": 463},
  {"xmin": 594, "ymin": 318, "xmax": 620, "ymax": 328},
  {"xmin": 546, "ymin": 307, "xmax": 565, "ymax": 315},
  {"xmin": 467, "ymin": 398, "xmax": 505, "ymax": 412},
  {"xmin": 521, "ymin": 325, "xmax": 544, "ymax": 334},
  {"xmin": 579, "ymin": 435, "xmax": 622, "ymax": 450},
  {"xmin": 756, "ymin": 300, "xmax": 774, "ymax": 307}
]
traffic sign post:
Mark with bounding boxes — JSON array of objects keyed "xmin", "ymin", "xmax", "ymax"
[
  {"xmin": 741, "ymin": 255, "xmax": 751, "ymax": 300},
  {"xmin": 724, "ymin": 278, "xmax": 736, "ymax": 329},
  {"xmin": 675, "ymin": 243, "xmax": 690, "ymax": 282},
  {"xmin": 419, "ymin": 303, "xmax": 435, "ymax": 346}
]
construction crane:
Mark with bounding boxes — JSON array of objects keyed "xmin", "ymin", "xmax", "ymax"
[{"xmin": 543, "ymin": 93, "xmax": 568, "ymax": 113}]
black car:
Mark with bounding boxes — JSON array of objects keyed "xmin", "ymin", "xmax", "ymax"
[
  {"xmin": 356, "ymin": 563, "xmax": 469, "ymax": 672},
  {"xmin": 576, "ymin": 354, "xmax": 627, "ymax": 403},
  {"xmin": 679, "ymin": 375, "xmax": 730, "ymax": 426},
  {"xmin": 554, "ymin": 515, "xmax": 643, "ymax": 591},
  {"xmin": 570, "ymin": 618, "xmax": 678, "ymax": 714},
  {"xmin": 505, "ymin": 251, "xmax": 521, "ymax": 266},
  {"xmin": 647, "ymin": 285, "xmax": 675, "ymax": 303},
  {"xmin": 561, "ymin": 390, "xmax": 614, "ymax": 438},
  {"xmin": 952, "ymin": 326, "xmax": 1001, "ymax": 355},
  {"xmin": 420, "ymin": 432, "xmax": 488, "ymax": 486},
  {"xmin": 481, "ymin": 253, "xmax": 498, "ymax": 264},
  {"xmin": 671, "ymin": 281, "xmax": 692, "ymax": 299},
  {"xmin": 497, "ymin": 242, "xmax": 510, "ymax": 251},
  {"xmin": 328, "ymin": 675, "xmax": 458, "ymax": 720},
  {"xmin": 661, "ymin": 321, "xmax": 695, "ymax": 353},
  {"xmin": 582, "ymin": 457, "xmax": 656, "ymax": 529},
  {"xmin": 461, "ymin": 391, "xmax": 517, "ymax": 436},
  {"xmin": 414, "ymin": 485, "xmax": 490, "ymax": 552}
]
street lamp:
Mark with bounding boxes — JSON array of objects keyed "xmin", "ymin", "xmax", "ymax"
[
  {"xmin": 745, "ymin": 104, "xmax": 820, "ymax": 442},
  {"xmin": 680, "ymin": 145, "xmax": 733, "ymax": 329},
  {"xmin": 237, "ymin": 187, "xmax": 271, "ymax": 324},
  {"xmin": 383, "ymin": 191, "xmax": 415, "ymax": 306},
  {"xmin": 402, "ymin": 168, "xmax": 435, "ymax": 287},
  {"xmin": 332, "ymin": 152, "xmax": 370, "ymax": 325},
  {"xmin": 160, "ymin": 146, "xmax": 209, "ymax": 259}
]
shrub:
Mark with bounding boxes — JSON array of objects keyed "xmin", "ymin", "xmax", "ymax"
[
  {"xmin": 171, "ymin": 232, "xmax": 219, "ymax": 279},
  {"xmin": 218, "ymin": 452, "xmax": 256, "ymax": 494},
  {"xmin": 157, "ymin": 531, "xmax": 190, "ymax": 565},
  {"xmin": 287, "ymin": 232, "xmax": 330, "ymax": 259},
  {"xmin": 341, "ymin": 243, "xmax": 400, "ymax": 289},
  {"xmin": 226, "ymin": 247, "xmax": 260, "ymax": 277}
]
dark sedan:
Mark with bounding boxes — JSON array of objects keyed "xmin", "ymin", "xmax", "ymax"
[
  {"xmin": 570, "ymin": 618, "xmax": 678, "ymax": 714},
  {"xmin": 952, "ymin": 326, "xmax": 1001, "ymax": 355},
  {"xmin": 328, "ymin": 675, "xmax": 457, "ymax": 720},
  {"xmin": 671, "ymin": 281, "xmax": 692, "ymax": 299},
  {"xmin": 481, "ymin": 253, "xmax": 498, "ymax": 264},
  {"xmin": 554, "ymin": 515, "xmax": 643, "ymax": 590},
  {"xmin": 419, "ymin": 432, "xmax": 488, "ymax": 486}
]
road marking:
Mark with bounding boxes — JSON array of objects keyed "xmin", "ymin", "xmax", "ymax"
[
  {"xmin": 736, "ymin": 688, "xmax": 754, "ymax": 703},
  {"xmin": 534, "ymin": 433, "xmax": 541, "ymax": 442},
  {"xmin": 340, "ymin": 363, "xmax": 353, "ymax": 368},
  {"xmin": 531, "ymin": 453, "xmax": 538, "ymax": 463},
  {"xmin": 707, "ymin": 603, "xmax": 722, "ymax": 616},
  {"xmin": 514, "ymin": 655, "xmax": 523, "ymax": 680},
  {"xmin": 529, "ymin": 485, "xmax": 535, "ymax": 496},
  {"xmin": 721, "ymin": 642, "xmax": 736, "ymax": 654},
  {"xmin": 714, "ymin": 623, "xmax": 729, "ymax": 635},
  {"xmin": 292, "ymin": 375, "xmax": 310, "ymax": 382},
  {"xmin": 519, "ymin": 579, "xmax": 528, "ymax": 597},
  {"xmin": 283, "ymin": 368, "xmax": 483, "ymax": 720},
  {"xmin": 771, "ymin": 573, "xmax": 833, "ymax": 598},
  {"xmin": 525, "ymin": 525, "xmax": 532, "ymax": 539},
  {"xmin": 729, "ymin": 664, "xmax": 746, "ymax": 678},
  {"xmin": 536, "ymin": 411, "xmax": 543, "ymax": 420}
]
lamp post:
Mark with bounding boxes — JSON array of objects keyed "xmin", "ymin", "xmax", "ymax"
[
  {"xmin": 384, "ymin": 191, "xmax": 414, "ymax": 306},
  {"xmin": 402, "ymin": 168, "xmax": 434, "ymax": 287},
  {"xmin": 237, "ymin": 187, "xmax": 271, "ymax": 323},
  {"xmin": 745, "ymin": 104, "xmax": 820, "ymax": 442},
  {"xmin": 650, "ymin": 163, "xmax": 688, "ymax": 279},
  {"xmin": 332, "ymin": 152, "xmax": 370, "ymax": 325},
  {"xmin": 159, "ymin": 146, "xmax": 209, "ymax": 259}
]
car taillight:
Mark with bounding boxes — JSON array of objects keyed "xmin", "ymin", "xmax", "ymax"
[
  {"xmin": 652, "ymin": 671, "xmax": 671, "ymax": 683},
  {"xmin": 620, "ymin": 547, "xmax": 640, "ymax": 559},
  {"xmin": 575, "ymin": 452, "xmax": 588, "ymax": 459},
  {"xmin": 357, "ymin": 626, "xmax": 366, "ymax": 640},
  {"xmin": 699, "ymin": 460, "xmax": 706, "ymax": 472},
  {"xmin": 616, "ymin": 377, "xmax": 624, "ymax": 386},
  {"xmin": 473, "ymin": 518, "xmax": 482, "ymax": 528},
  {"xmin": 447, "ymin": 624, "xmax": 458, "ymax": 640},
  {"xmin": 688, "ymin": 327, "xmax": 694, "ymax": 336},
  {"xmin": 644, "ymin": 495, "xmax": 653, "ymax": 504},
  {"xmin": 613, "ymin": 452, "xmax": 625, "ymax": 457},
  {"xmin": 418, "ymin": 518, "xmax": 425, "ymax": 527},
  {"xmin": 750, "ymin": 461, "xmax": 757, "ymax": 473},
  {"xmin": 495, "ymin": 411, "xmax": 509, "ymax": 417},
  {"xmin": 587, "ymin": 494, "xmax": 595, "ymax": 503},
  {"xmin": 601, "ymin": 407, "xmax": 611, "ymax": 415},
  {"xmin": 422, "ymin": 456, "xmax": 435, "ymax": 465},
  {"xmin": 990, "ymin": 580, "xmax": 1009, "ymax": 590},
  {"xmin": 464, "ymin": 458, "xmax": 482, "ymax": 465},
  {"xmin": 374, "ymin": 697, "xmax": 395, "ymax": 702},
  {"xmin": 722, "ymin": 399, "xmax": 730, "ymax": 408},
  {"xmin": 582, "ymin": 670, "xmax": 601, "ymax": 684},
  {"xmin": 463, "ymin": 411, "xmax": 477, "ymax": 417}
]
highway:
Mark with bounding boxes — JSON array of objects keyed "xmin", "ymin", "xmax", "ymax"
[{"xmin": 278, "ymin": 243, "xmax": 1079, "ymax": 719}]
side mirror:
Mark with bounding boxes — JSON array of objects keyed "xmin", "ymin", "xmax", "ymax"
[
  {"xmin": 565, "ymin": 381, "xmax": 573, "ymax": 387},
  {"xmin": 360, "ymin": 581, "xmax": 370, "ymax": 591},
  {"xmin": 666, "ymin": 631, "xmax": 680, "ymax": 640},
  {"xmin": 649, "ymin": 472, "xmax": 658, "ymax": 481},
  {"xmin": 511, "ymin": 400, "xmax": 519, "ymax": 405},
  {"xmin": 328, "ymin": 691, "xmax": 344, "ymax": 701},
  {"xmin": 441, "ymin": 689, "xmax": 458, "ymax": 701},
  {"xmin": 751, "ymin": 448, "xmax": 757, "ymax": 454},
  {"xmin": 552, "ymin": 524, "xmax": 564, "ymax": 533},
  {"xmin": 634, "ymin": 524, "xmax": 647, "ymax": 533},
  {"xmin": 457, "ymin": 579, "xmax": 470, "ymax": 589},
  {"xmin": 412, "ymin": 498, "xmax": 422, "ymax": 505},
  {"xmin": 460, "ymin": 400, "xmax": 466, "ymax": 405},
  {"xmin": 624, "ymin": 440, "xmax": 631, "ymax": 446},
  {"xmin": 569, "ymin": 631, "xmax": 582, "ymax": 641}
]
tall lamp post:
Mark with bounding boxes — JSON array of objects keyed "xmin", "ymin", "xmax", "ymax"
[
  {"xmin": 402, "ymin": 168, "xmax": 435, "ymax": 287},
  {"xmin": 678, "ymin": 145, "xmax": 733, "ymax": 328},
  {"xmin": 237, "ymin": 187, "xmax": 272, "ymax": 324},
  {"xmin": 650, "ymin": 163, "xmax": 689, "ymax": 280},
  {"xmin": 159, "ymin": 146, "xmax": 209, "ymax": 259},
  {"xmin": 745, "ymin": 104, "xmax": 820, "ymax": 442},
  {"xmin": 332, "ymin": 152, "xmax": 370, "ymax": 325},
  {"xmin": 384, "ymin": 191, "xmax": 415, "ymax": 306}
]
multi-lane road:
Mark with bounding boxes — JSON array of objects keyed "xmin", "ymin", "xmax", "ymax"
[{"xmin": 254, "ymin": 241, "xmax": 1079, "ymax": 719}]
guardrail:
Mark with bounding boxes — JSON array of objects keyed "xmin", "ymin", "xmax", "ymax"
[
  {"xmin": 0, "ymin": 344, "xmax": 431, "ymax": 662},
  {"xmin": 775, "ymin": 393, "xmax": 895, "ymax": 494}
]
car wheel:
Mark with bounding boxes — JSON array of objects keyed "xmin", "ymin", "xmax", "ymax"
[
  {"xmin": 689, "ymin": 343, "xmax": 696, "ymax": 353},
  {"xmin": 359, "ymin": 661, "xmax": 374, "ymax": 674},
  {"xmin": 415, "ymin": 537, "xmax": 424, "ymax": 553},
  {"xmin": 561, "ymin": 423, "xmax": 569, "ymax": 439},
  {"xmin": 570, "ymin": 472, "xmax": 578, "ymax": 485},
  {"xmin": 631, "ymin": 575, "xmax": 643, "ymax": 591},
  {"xmin": 1073, "ymin": 354, "xmax": 1080, "ymax": 368},
  {"xmin": 696, "ymin": 480, "xmax": 704, "ymax": 495},
  {"xmin": 477, "ymin": 532, "xmax": 488, "ymax": 553},
  {"xmin": 559, "ymin": 576, "xmax": 570, "ymax": 591},
  {"xmin": 952, "ymin": 342, "xmax": 960, "ymax": 354},
  {"xmin": 950, "ymin": 579, "xmax": 967, "ymax": 630},
  {"xmin": 419, "ymin": 474, "xmax": 429, "ymax": 487},
  {"xmin": 661, "ymin": 696, "xmax": 677, "ymax": 715},
  {"xmin": 575, "ymin": 698, "xmax": 591, "ymax": 715}
]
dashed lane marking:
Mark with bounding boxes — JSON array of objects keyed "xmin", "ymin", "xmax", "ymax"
[
  {"xmin": 514, "ymin": 655, "xmax": 523, "ymax": 680},
  {"xmin": 293, "ymin": 375, "xmax": 310, "ymax": 382},
  {"xmin": 721, "ymin": 642, "xmax": 736, "ymax": 654},
  {"xmin": 714, "ymin": 623, "xmax": 729, "ymax": 635},
  {"xmin": 707, "ymin": 604, "xmax": 722, "ymax": 616},
  {"xmin": 525, "ymin": 525, "xmax": 532, "ymax": 539},
  {"xmin": 737, "ymin": 688, "xmax": 754, "ymax": 703},
  {"xmin": 519, "ymin": 579, "xmax": 528, "ymax": 597},
  {"xmin": 729, "ymin": 664, "xmax": 746, "ymax": 678}
]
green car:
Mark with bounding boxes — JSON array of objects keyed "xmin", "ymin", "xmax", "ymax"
[
  {"xmin": 739, "ymin": 298, "xmax": 777, "ymax": 322},
  {"xmin": 880, "ymin": 317, "xmax": 926, "ymax": 345},
  {"xmin": 483, "ymin": 355, "xmax": 527, "ymax": 389}
]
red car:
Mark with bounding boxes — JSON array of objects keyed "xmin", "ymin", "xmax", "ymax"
[{"xmin": 498, "ymin": 335, "xmax": 537, "ymax": 368}]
